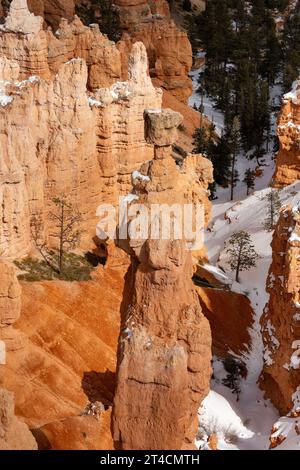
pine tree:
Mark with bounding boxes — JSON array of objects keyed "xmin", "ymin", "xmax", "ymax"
[
  {"xmin": 243, "ymin": 168, "xmax": 255, "ymax": 195},
  {"xmin": 192, "ymin": 126, "xmax": 210, "ymax": 154},
  {"xmin": 263, "ymin": 189, "xmax": 281, "ymax": 231},
  {"xmin": 226, "ymin": 231, "xmax": 258, "ymax": 282},
  {"xmin": 228, "ymin": 116, "xmax": 241, "ymax": 201}
]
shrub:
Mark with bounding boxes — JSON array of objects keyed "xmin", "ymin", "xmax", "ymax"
[{"xmin": 14, "ymin": 252, "xmax": 96, "ymax": 282}]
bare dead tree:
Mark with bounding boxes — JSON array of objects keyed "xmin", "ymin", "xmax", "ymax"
[
  {"xmin": 49, "ymin": 197, "xmax": 82, "ymax": 274},
  {"xmin": 30, "ymin": 212, "xmax": 58, "ymax": 272}
]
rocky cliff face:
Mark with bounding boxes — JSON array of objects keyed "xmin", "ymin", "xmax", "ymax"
[
  {"xmin": 273, "ymin": 80, "xmax": 300, "ymax": 187},
  {"xmin": 0, "ymin": 388, "xmax": 37, "ymax": 449},
  {"xmin": 260, "ymin": 204, "xmax": 300, "ymax": 415},
  {"xmin": 114, "ymin": 0, "xmax": 170, "ymax": 29},
  {"xmin": 0, "ymin": 262, "xmax": 25, "ymax": 355},
  {"xmin": 0, "ymin": 1, "xmax": 161, "ymax": 257},
  {"xmin": 0, "ymin": 261, "xmax": 37, "ymax": 450},
  {"xmin": 0, "ymin": 1, "xmax": 214, "ymax": 450},
  {"xmin": 2, "ymin": 1, "xmax": 193, "ymax": 104},
  {"xmin": 112, "ymin": 109, "xmax": 212, "ymax": 450},
  {"xmin": 116, "ymin": 0, "xmax": 193, "ymax": 105}
]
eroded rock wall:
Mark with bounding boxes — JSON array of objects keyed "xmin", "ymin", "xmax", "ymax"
[
  {"xmin": 112, "ymin": 109, "xmax": 212, "ymax": 450},
  {"xmin": 273, "ymin": 80, "xmax": 300, "ymax": 187},
  {"xmin": 260, "ymin": 205, "xmax": 300, "ymax": 415}
]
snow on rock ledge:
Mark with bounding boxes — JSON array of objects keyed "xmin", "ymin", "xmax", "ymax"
[{"xmin": 260, "ymin": 204, "xmax": 300, "ymax": 415}]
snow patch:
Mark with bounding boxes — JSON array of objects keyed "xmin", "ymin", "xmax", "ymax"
[
  {"xmin": 123, "ymin": 193, "xmax": 139, "ymax": 204},
  {"xmin": 197, "ymin": 390, "xmax": 254, "ymax": 450},
  {"xmin": 283, "ymin": 80, "xmax": 300, "ymax": 104},
  {"xmin": 132, "ymin": 171, "xmax": 150, "ymax": 182}
]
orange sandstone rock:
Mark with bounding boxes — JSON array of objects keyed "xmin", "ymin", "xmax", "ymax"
[
  {"xmin": 112, "ymin": 109, "xmax": 212, "ymax": 450},
  {"xmin": 196, "ymin": 286, "xmax": 253, "ymax": 361},
  {"xmin": 0, "ymin": 388, "xmax": 37, "ymax": 450},
  {"xmin": 0, "ymin": 262, "xmax": 25, "ymax": 354},
  {"xmin": 260, "ymin": 205, "xmax": 300, "ymax": 415},
  {"xmin": 273, "ymin": 80, "xmax": 300, "ymax": 187},
  {"xmin": 0, "ymin": 4, "xmax": 162, "ymax": 257},
  {"xmin": 34, "ymin": 410, "xmax": 114, "ymax": 450}
]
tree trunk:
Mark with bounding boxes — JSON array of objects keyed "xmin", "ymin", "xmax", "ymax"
[
  {"xmin": 235, "ymin": 242, "xmax": 243, "ymax": 282},
  {"xmin": 59, "ymin": 203, "xmax": 65, "ymax": 274},
  {"xmin": 270, "ymin": 192, "xmax": 274, "ymax": 229}
]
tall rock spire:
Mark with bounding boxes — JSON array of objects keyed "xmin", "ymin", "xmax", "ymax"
[{"xmin": 2, "ymin": 0, "xmax": 43, "ymax": 35}]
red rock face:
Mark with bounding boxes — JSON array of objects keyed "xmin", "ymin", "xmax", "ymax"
[
  {"xmin": 197, "ymin": 286, "xmax": 253, "ymax": 362},
  {"xmin": 260, "ymin": 205, "xmax": 300, "ymax": 415},
  {"xmin": 112, "ymin": 109, "xmax": 212, "ymax": 450},
  {"xmin": 0, "ymin": 263, "xmax": 25, "ymax": 354},
  {"xmin": 121, "ymin": 20, "xmax": 193, "ymax": 104},
  {"xmin": 0, "ymin": 1, "xmax": 162, "ymax": 257},
  {"xmin": 0, "ymin": 388, "xmax": 37, "ymax": 449},
  {"xmin": 273, "ymin": 80, "xmax": 300, "ymax": 187},
  {"xmin": 0, "ymin": 2, "xmax": 213, "ymax": 451},
  {"xmin": 114, "ymin": 0, "xmax": 170, "ymax": 29},
  {"xmin": 1, "ymin": 265, "xmax": 125, "ymax": 430}
]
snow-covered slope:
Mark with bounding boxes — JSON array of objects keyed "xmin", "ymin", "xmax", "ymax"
[
  {"xmin": 198, "ymin": 180, "xmax": 300, "ymax": 450},
  {"xmin": 190, "ymin": 48, "xmax": 300, "ymax": 450}
]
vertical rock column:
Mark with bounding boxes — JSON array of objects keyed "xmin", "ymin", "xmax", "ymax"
[
  {"xmin": 112, "ymin": 109, "xmax": 212, "ymax": 450},
  {"xmin": 260, "ymin": 205, "xmax": 300, "ymax": 415},
  {"xmin": 0, "ymin": 263, "xmax": 25, "ymax": 356}
]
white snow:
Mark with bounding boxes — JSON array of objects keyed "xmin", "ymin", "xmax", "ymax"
[
  {"xmin": 0, "ymin": 75, "xmax": 39, "ymax": 107},
  {"xmin": 110, "ymin": 81, "xmax": 132, "ymax": 100},
  {"xmin": 0, "ymin": 94, "xmax": 13, "ymax": 107},
  {"xmin": 188, "ymin": 41, "xmax": 300, "ymax": 449},
  {"xmin": 278, "ymin": 121, "xmax": 300, "ymax": 131},
  {"xmin": 198, "ymin": 167, "xmax": 300, "ymax": 449},
  {"xmin": 123, "ymin": 193, "xmax": 139, "ymax": 204},
  {"xmin": 132, "ymin": 170, "xmax": 150, "ymax": 182},
  {"xmin": 15, "ymin": 76, "xmax": 39, "ymax": 88},
  {"xmin": 201, "ymin": 263, "xmax": 232, "ymax": 285},
  {"xmin": 289, "ymin": 340, "xmax": 300, "ymax": 369},
  {"xmin": 292, "ymin": 386, "xmax": 300, "ymax": 413},
  {"xmin": 88, "ymin": 97, "xmax": 103, "ymax": 108}
]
